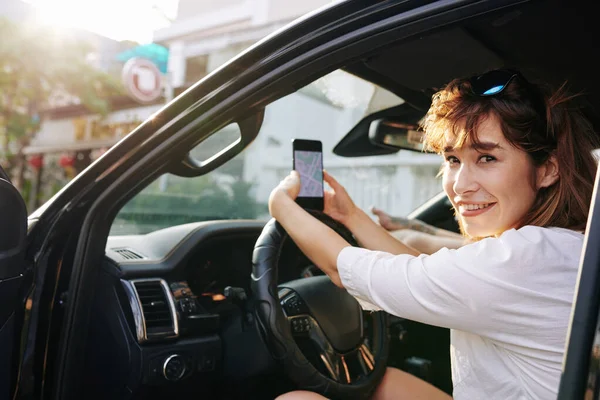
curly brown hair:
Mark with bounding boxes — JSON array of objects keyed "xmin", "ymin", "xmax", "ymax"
[{"xmin": 421, "ymin": 71, "xmax": 600, "ymax": 232}]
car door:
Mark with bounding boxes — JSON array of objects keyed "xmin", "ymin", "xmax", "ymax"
[
  {"xmin": 558, "ymin": 163, "xmax": 600, "ymax": 399},
  {"xmin": 22, "ymin": 0, "xmax": 578, "ymax": 398},
  {"xmin": 0, "ymin": 166, "xmax": 28, "ymax": 399}
]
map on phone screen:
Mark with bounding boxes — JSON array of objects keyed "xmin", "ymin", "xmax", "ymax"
[{"xmin": 294, "ymin": 150, "xmax": 323, "ymax": 197}]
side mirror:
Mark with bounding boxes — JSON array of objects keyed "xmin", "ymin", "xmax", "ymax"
[{"xmin": 368, "ymin": 119, "xmax": 431, "ymax": 153}]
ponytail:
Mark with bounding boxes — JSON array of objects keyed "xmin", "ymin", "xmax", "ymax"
[{"xmin": 521, "ymin": 83, "xmax": 600, "ymax": 231}]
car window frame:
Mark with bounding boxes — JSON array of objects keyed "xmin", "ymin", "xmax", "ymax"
[
  {"xmin": 558, "ymin": 163, "xmax": 600, "ymax": 399},
  {"xmin": 46, "ymin": 2, "xmax": 533, "ymax": 398}
]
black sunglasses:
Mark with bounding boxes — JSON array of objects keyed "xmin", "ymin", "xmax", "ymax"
[
  {"xmin": 469, "ymin": 69, "xmax": 547, "ymax": 127},
  {"xmin": 470, "ymin": 69, "xmax": 520, "ymax": 96}
]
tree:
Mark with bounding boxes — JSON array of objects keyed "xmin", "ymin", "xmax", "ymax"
[
  {"xmin": 0, "ymin": 17, "xmax": 123, "ymax": 189},
  {"xmin": 112, "ymin": 175, "xmax": 268, "ymax": 235}
]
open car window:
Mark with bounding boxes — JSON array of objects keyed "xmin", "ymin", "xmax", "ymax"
[{"xmin": 110, "ymin": 70, "xmax": 443, "ymax": 235}]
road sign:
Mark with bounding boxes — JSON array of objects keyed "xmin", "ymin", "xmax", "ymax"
[{"xmin": 121, "ymin": 57, "xmax": 163, "ymax": 104}]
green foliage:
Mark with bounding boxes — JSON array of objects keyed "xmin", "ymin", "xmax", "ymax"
[
  {"xmin": 112, "ymin": 175, "xmax": 268, "ymax": 234},
  {"xmin": 0, "ymin": 16, "xmax": 123, "ymax": 171}
]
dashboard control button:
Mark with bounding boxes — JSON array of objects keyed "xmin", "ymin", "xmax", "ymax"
[
  {"xmin": 148, "ymin": 358, "xmax": 160, "ymax": 379},
  {"xmin": 163, "ymin": 354, "xmax": 187, "ymax": 381},
  {"xmin": 283, "ymin": 295, "xmax": 308, "ymax": 316},
  {"xmin": 179, "ymin": 297, "xmax": 200, "ymax": 315},
  {"xmin": 291, "ymin": 316, "xmax": 311, "ymax": 333},
  {"xmin": 198, "ymin": 355, "xmax": 216, "ymax": 372}
]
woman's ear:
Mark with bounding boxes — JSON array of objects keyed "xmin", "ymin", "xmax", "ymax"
[{"xmin": 537, "ymin": 155, "xmax": 560, "ymax": 189}]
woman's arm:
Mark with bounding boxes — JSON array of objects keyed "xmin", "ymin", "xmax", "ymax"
[
  {"xmin": 322, "ymin": 172, "xmax": 420, "ymax": 255},
  {"xmin": 396, "ymin": 217, "xmax": 460, "ymax": 238},
  {"xmin": 390, "ymin": 229, "xmax": 467, "ymax": 254},
  {"xmin": 271, "ymin": 174, "xmax": 560, "ymax": 338},
  {"xmin": 343, "ymin": 207, "xmax": 421, "ymax": 255},
  {"xmin": 323, "ymin": 171, "xmax": 458, "ymax": 254},
  {"xmin": 371, "ymin": 206, "xmax": 462, "ymax": 238},
  {"xmin": 269, "ymin": 189, "xmax": 349, "ymax": 287},
  {"xmin": 269, "ymin": 172, "xmax": 419, "ymax": 286}
]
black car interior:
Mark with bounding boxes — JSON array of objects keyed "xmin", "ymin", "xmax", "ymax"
[
  {"xmin": 0, "ymin": 166, "xmax": 27, "ymax": 400},
  {"xmin": 63, "ymin": 1, "xmax": 600, "ymax": 399}
]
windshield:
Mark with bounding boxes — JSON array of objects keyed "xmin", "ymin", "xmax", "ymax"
[{"xmin": 110, "ymin": 70, "xmax": 442, "ymax": 235}]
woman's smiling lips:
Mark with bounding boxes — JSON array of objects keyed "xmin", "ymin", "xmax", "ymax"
[{"xmin": 458, "ymin": 202, "xmax": 497, "ymax": 217}]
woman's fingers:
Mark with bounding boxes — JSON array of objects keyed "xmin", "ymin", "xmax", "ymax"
[
  {"xmin": 323, "ymin": 189, "xmax": 335, "ymax": 204},
  {"xmin": 277, "ymin": 171, "xmax": 301, "ymax": 199},
  {"xmin": 323, "ymin": 170, "xmax": 343, "ymax": 191},
  {"xmin": 281, "ymin": 171, "xmax": 299, "ymax": 185},
  {"xmin": 370, "ymin": 206, "xmax": 387, "ymax": 218}
]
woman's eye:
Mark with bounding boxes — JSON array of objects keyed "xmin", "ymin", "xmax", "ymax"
[
  {"xmin": 445, "ymin": 155, "xmax": 459, "ymax": 165},
  {"xmin": 479, "ymin": 155, "xmax": 496, "ymax": 163}
]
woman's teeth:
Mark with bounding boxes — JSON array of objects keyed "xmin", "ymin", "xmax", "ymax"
[{"xmin": 462, "ymin": 203, "xmax": 492, "ymax": 211}]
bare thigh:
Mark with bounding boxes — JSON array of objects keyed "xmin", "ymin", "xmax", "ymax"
[
  {"xmin": 276, "ymin": 391, "xmax": 329, "ymax": 400},
  {"xmin": 276, "ymin": 368, "xmax": 452, "ymax": 400},
  {"xmin": 372, "ymin": 367, "xmax": 452, "ymax": 400}
]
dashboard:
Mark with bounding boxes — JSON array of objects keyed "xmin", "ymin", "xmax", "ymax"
[
  {"xmin": 184, "ymin": 232, "xmax": 320, "ymax": 310},
  {"xmin": 106, "ymin": 220, "xmax": 321, "ymax": 311},
  {"xmin": 88, "ymin": 218, "xmax": 452, "ymax": 399},
  {"xmin": 92, "ymin": 220, "xmax": 322, "ymax": 397}
]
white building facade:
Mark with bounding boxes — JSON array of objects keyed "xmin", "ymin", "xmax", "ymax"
[{"xmin": 153, "ymin": 0, "xmax": 443, "ymax": 218}]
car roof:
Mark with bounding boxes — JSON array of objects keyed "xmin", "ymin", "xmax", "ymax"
[
  {"xmin": 342, "ymin": 0, "xmax": 599, "ymax": 130},
  {"xmin": 30, "ymin": 0, "xmax": 599, "ymax": 221}
]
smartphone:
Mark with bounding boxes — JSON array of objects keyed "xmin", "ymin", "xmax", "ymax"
[{"xmin": 292, "ymin": 139, "xmax": 324, "ymax": 211}]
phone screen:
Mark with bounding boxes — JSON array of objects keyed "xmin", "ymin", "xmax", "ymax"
[{"xmin": 294, "ymin": 150, "xmax": 323, "ymax": 198}]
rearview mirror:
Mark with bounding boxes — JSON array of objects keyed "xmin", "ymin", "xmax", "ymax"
[{"xmin": 368, "ymin": 119, "xmax": 431, "ymax": 153}]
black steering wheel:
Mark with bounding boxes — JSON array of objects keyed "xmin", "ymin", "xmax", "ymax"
[{"xmin": 251, "ymin": 211, "xmax": 389, "ymax": 399}]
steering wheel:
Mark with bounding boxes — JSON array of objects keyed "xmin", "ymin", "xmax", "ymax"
[{"xmin": 252, "ymin": 211, "xmax": 389, "ymax": 399}]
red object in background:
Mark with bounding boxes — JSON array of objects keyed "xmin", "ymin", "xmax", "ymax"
[
  {"xmin": 59, "ymin": 154, "xmax": 75, "ymax": 168},
  {"xmin": 28, "ymin": 154, "xmax": 44, "ymax": 169}
]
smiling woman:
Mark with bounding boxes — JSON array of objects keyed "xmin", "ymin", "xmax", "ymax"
[
  {"xmin": 424, "ymin": 70, "xmax": 598, "ymax": 237},
  {"xmin": 440, "ymin": 114, "xmax": 557, "ymax": 238},
  {"xmin": 271, "ymin": 69, "xmax": 600, "ymax": 399},
  {"xmin": 14, "ymin": 2, "xmax": 600, "ymax": 400}
]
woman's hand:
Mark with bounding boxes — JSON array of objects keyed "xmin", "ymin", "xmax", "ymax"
[
  {"xmin": 267, "ymin": 170, "xmax": 350, "ymax": 286},
  {"xmin": 323, "ymin": 171, "xmax": 358, "ymax": 226},
  {"xmin": 268, "ymin": 171, "xmax": 301, "ymax": 220},
  {"xmin": 371, "ymin": 206, "xmax": 407, "ymax": 231},
  {"xmin": 269, "ymin": 170, "xmax": 358, "ymax": 226}
]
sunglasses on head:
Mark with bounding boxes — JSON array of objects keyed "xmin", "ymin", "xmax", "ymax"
[
  {"xmin": 469, "ymin": 69, "xmax": 547, "ymax": 127},
  {"xmin": 469, "ymin": 69, "xmax": 520, "ymax": 96}
]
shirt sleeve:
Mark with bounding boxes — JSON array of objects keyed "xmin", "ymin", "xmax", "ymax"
[{"xmin": 336, "ymin": 227, "xmax": 569, "ymax": 335}]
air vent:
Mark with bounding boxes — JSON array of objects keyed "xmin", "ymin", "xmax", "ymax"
[
  {"xmin": 114, "ymin": 248, "xmax": 145, "ymax": 260},
  {"xmin": 122, "ymin": 279, "xmax": 178, "ymax": 343}
]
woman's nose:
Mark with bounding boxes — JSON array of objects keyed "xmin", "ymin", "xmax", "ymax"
[{"xmin": 452, "ymin": 164, "xmax": 479, "ymax": 194}]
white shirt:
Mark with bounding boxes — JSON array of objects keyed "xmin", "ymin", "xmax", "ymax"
[{"xmin": 337, "ymin": 226, "xmax": 584, "ymax": 400}]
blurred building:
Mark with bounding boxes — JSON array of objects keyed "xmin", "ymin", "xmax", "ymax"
[
  {"xmin": 1, "ymin": 1, "xmax": 166, "ymax": 209},
  {"xmin": 14, "ymin": 0, "xmax": 442, "ymax": 217},
  {"xmin": 25, "ymin": 36, "xmax": 157, "ymax": 157},
  {"xmin": 154, "ymin": 0, "xmax": 334, "ymax": 89},
  {"xmin": 25, "ymin": 69, "xmax": 165, "ymax": 210},
  {"xmin": 153, "ymin": 0, "xmax": 442, "ymax": 217}
]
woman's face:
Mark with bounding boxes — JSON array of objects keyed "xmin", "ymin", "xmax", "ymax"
[{"xmin": 442, "ymin": 114, "xmax": 542, "ymax": 238}]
